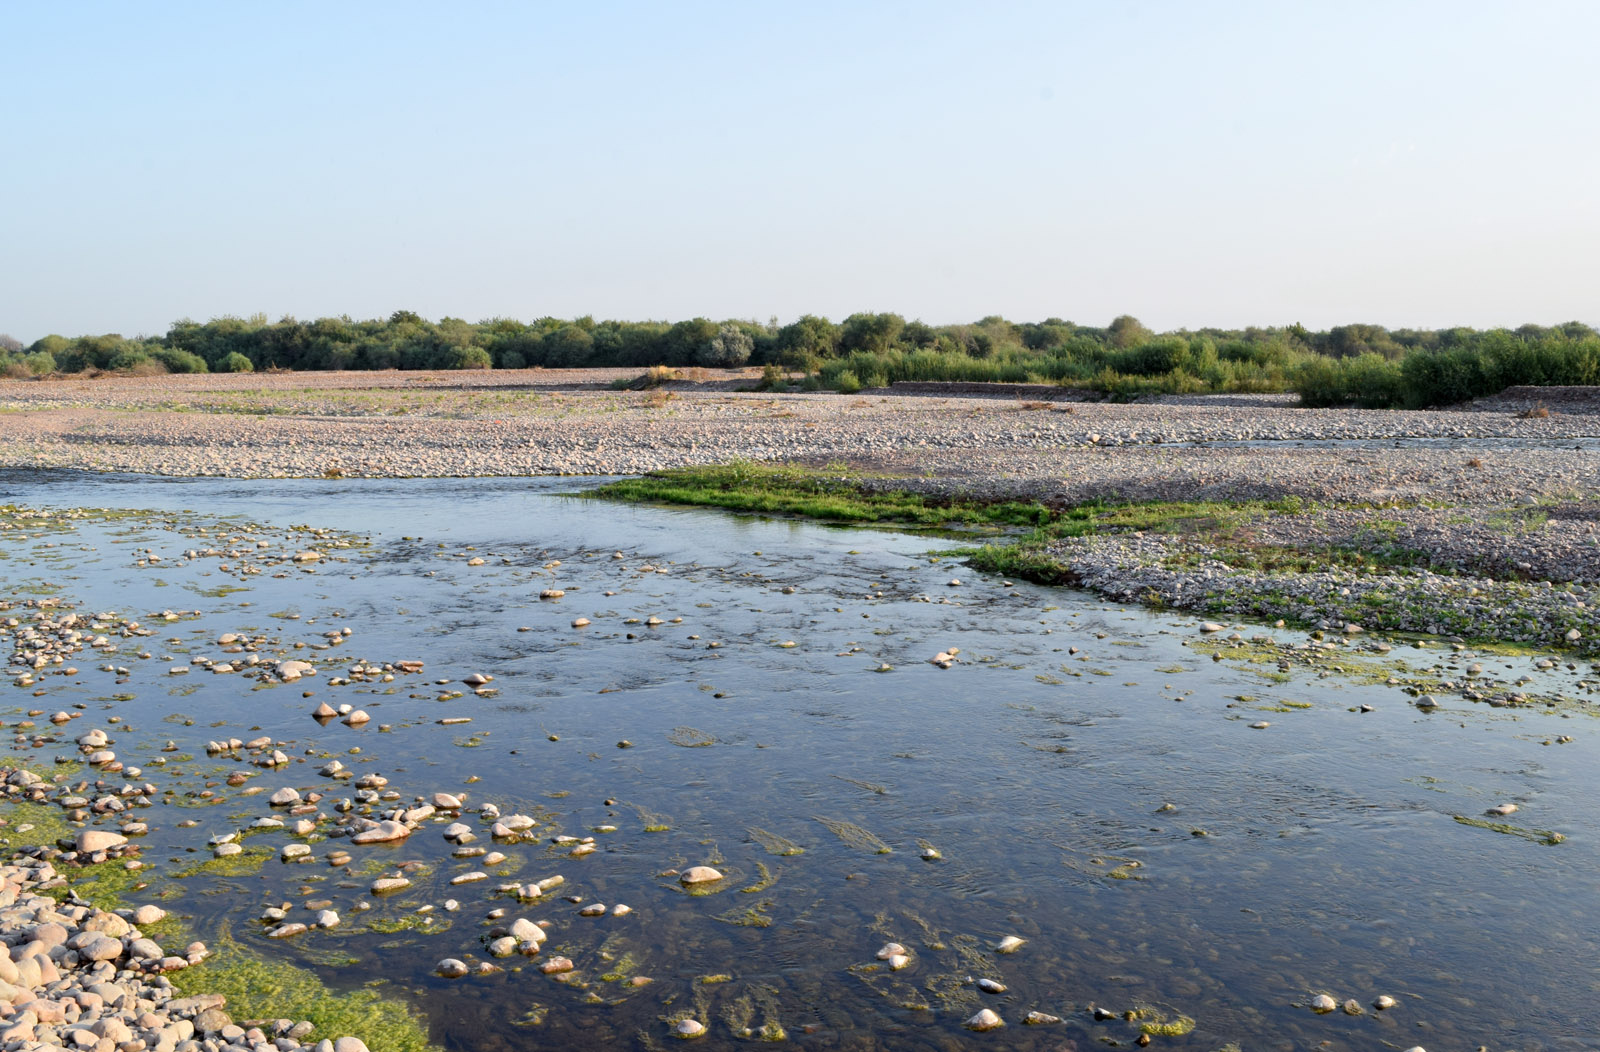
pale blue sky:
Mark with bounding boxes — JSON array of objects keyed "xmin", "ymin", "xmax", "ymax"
[{"xmin": 3, "ymin": 1, "xmax": 1597, "ymax": 341}]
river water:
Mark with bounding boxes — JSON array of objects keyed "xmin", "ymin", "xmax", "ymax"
[{"xmin": 2, "ymin": 472, "xmax": 1595, "ymax": 1051}]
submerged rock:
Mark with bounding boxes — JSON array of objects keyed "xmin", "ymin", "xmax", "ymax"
[{"xmin": 994, "ymin": 935, "xmax": 1026, "ymax": 954}]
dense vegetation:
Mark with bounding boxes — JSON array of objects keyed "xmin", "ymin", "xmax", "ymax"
[{"xmin": 2, "ymin": 313, "xmax": 1597, "ymax": 408}]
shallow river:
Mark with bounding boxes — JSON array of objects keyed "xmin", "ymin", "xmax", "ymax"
[{"xmin": 2, "ymin": 472, "xmax": 1596, "ymax": 1051}]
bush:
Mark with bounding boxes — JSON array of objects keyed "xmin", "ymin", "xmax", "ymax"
[
  {"xmin": 832, "ymin": 369, "xmax": 862, "ymax": 394},
  {"xmin": 698, "ymin": 324, "xmax": 754, "ymax": 367},
  {"xmin": 152, "ymin": 348, "xmax": 210, "ymax": 373},
  {"xmin": 217, "ymin": 352, "xmax": 254, "ymax": 373}
]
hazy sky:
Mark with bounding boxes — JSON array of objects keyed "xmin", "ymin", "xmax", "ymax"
[{"xmin": 4, "ymin": 1, "xmax": 1597, "ymax": 342}]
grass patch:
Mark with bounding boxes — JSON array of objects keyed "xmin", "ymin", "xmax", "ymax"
[{"xmin": 588, "ymin": 462, "xmax": 1052, "ymax": 531}]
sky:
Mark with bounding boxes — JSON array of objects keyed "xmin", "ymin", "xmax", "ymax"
[{"xmin": 3, "ymin": 1, "xmax": 1598, "ymax": 342}]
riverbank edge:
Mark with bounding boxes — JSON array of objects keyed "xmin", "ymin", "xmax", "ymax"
[{"xmin": 588, "ymin": 463, "xmax": 1600, "ymax": 658}]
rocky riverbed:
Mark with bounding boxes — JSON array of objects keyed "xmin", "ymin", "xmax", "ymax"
[{"xmin": 3, "ymin": 372, "xmax": 1600, "ymax": 1048}]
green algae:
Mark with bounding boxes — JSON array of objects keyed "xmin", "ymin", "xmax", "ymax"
[
  {"xmin": 172, "ymin": 927, "xmax": 436, "ymax": 1052},
  {"xmin": 667, "ymin": 726, "xmax": 717, "ymax": 748},
  {"xmin": 739, "ymin": 861, "xmax": 776, "ymax": 893},
  {"xmin": 713, "ymin": 900, "xmax": 774, "ymax": 927},
  {"xmin": 169, "ymin": 846, "xmax": 271, "ymax": 879},
  {"xmin": 814, "ymin": 816, "xmax": 891, "ymax": 854},
  {"xmin": 0, "ymin": 800, "xmax": 73, "ymax": 851},
  {"xmin": 746, "ymin": 826, "xmax": 804, "ymax": 857},
  {"xmin": 719, "ymin": 983, "xmax": 787, "ymax": 1041},
  {"xmin": 1453, "ymin": 815, "xmax": 1565, "ymax": 845}
]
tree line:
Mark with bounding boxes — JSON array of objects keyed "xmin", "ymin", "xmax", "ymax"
[{"xmin": 1, "ymin": 313, "xmax": 1596, "ymax": 408}]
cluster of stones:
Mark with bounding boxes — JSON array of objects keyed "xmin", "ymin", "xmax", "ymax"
[
  {"xmin": 0, "ymin": 858, "xmax": 377, "ymax": 1051},
  {"xmin": 1051, "ymin": 532, "xmax": 1600, "ymax": 657},
  {"xmin": 3, "ymin": 602, "xmax": 142, "ymax": 690},
  {"xmin": 2, "ymin": 748, "xmax": 156, "ymax": 864},
  {"xmin": 134, "ymin": 524, "xmax": 353, "ymax": 578}
]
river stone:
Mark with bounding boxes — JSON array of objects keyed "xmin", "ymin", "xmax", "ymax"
[
  {"xmin": 995, "ymin": 935, "xmax": 1026, "ymax": 954},
  {"xmin": 1024, "ymin": 1011, "xmax": 1062, "ymax": 1024},
  {"xmin": 1375, "ymin": 995, "xmax": 1398, "ymax": 1010},
  {"xmin": 267, "ymin": 923, "xmax": 307, "ymax": 938},
  {"xmin": 509, "ymin": 918, "xmax": 545, "ymax": 943},
  {"xmin": 76, "ymin": 830, "xmax": 127, "ymax": 854},
  {"xmin": 352, "ymin": 820, "xmax": 410, "ymax": 844},
  {"xmin": 680, "ymin": 866, "xmax": 724, "ymax": 885},
  {"xmin": 977, "ymin": 977, "xmax": 1006, "ymax": 994},
  {"xmin": 674, "ymin": 1019, "xmax": 706, "ymax": 1038},
  {"xmin": 131, "ymin": 904, "xmax": 166, "ymax": 925},
  {"xmin": 1488, "ymin": 803, "xmax": 1518, "ymax": 815},
  {"xmin": 194, "ymin": 1007, "xmax": 233, "ymax": 1034},
  {"xmin": 371, "ymin": 877, "xmax": 411, "ymax": 894},
  {"xmin": 1310, "ymin": 994, "xmax": 1337, "ymax": 1013},
  {"xmin": 887, "ymin": 953, "xmax": 910, "ymax": 970},
  {"xmin": 436, "ymin": 958, "xmax": 469, "ymax": 978},
  {"xmin": 316, "ymin": 910, "xmax": 340, "ymax": 928},
  {"xmin": 281, "ymin": 844, "xmax": 311, "ymax": 860},
  {"xmin": 334, "ymin": 1040, "xmax": 371, "ymax": 1052},
  {"xmin": 433, "ymin": 793, "xmax": 463, "ymax": 809},
  {"xmin": 74, "ymin": 933, "xmax": 124, "ymax": 961},
  {"xmin": 966, "ymin": 1008, "xmax": 1003, "ymax": 1031},
  {"xmin": 875, "ymin": 942, "xmax": 906, "ymax": 960},
  {"xmin": 488, "ymin": 936, "xmax": 517, "ymax": 957},
  {"xmin": 540, "ymin": 956, "xmax": 574, "ymax": 974},
  {"xmin": 1342, "ymin": 999, "xmax": 1363, "ymax": 1015},
  {"xmin": 279, "ymin": 660, "xmax": 316, "ymax": 681},
  {"xmin": 214, "ymin": 843, "xmax": 242, "ymax": 857},
  {"xmin": 269, "ymin": 787, "xmax": 301, "ymax": 806}
]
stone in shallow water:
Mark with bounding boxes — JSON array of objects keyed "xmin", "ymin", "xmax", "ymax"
[
  {"xmin": 674, "ymin": 1019, "xmax": 706, "ymax": 1038},
  {"xmin": 76, "ymin": 830, "xmax": 127, "ymax": 853},
  {"xmin": 436, "ymin": 958, "xmax": 469, "ymax": 978},
  {"xmin": 1310, "ymin": 994, "xmax": 1337, "ymax": 1013},
  {"xmin": 680, "ymin": 866, "xmax": 723, "ymax": 885},
  {"xmin": 352, "ymin": 820, "xmax": 409, "ymax": 844},
  {"xmin": 966, "ymin": 1008, "xmax": 1003, "ymax": 1031},
  {"xmin": 1023, "ymin": 1011, "xmax": 1061, "ymax": 1025},
  {"xmin": 994, "ymin": 935, "xmax": 1026, "ymax": 954}
]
